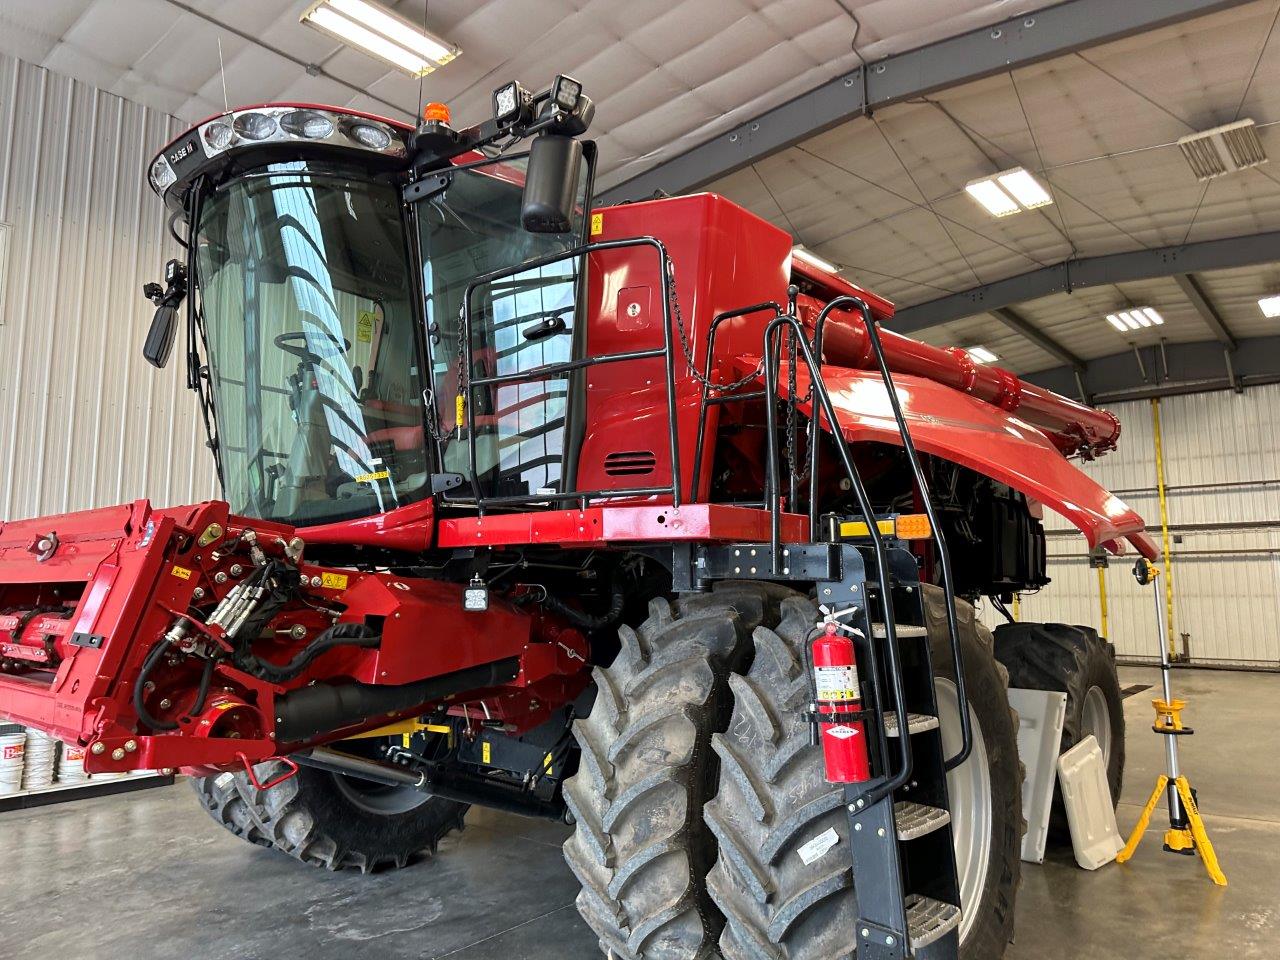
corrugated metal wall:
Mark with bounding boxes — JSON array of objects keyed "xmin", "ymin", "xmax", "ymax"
[
  {"xmin": 0, "ymin": 52, "xmax": 218, "ymax": 523},
  {"xmin": 980, "ymin": 384, "xmax": 1280, "ymax": 668}
]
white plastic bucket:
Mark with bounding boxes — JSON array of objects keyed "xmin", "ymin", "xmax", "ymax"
[
  {"xmin": 57, "ymin": 742, "xmax": 89, "ymax": 784},
  {"xmin": 21, "ymin": 729, "xmax": 57, "ymax": 790},
  {"xmin": 0, "ymin": 726, "xmax": 26, "ymax": 796}
]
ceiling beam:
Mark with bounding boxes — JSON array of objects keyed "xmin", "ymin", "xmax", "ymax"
[
  {"xmin": 597, "ymin": 0, "xmax": 1249, "ymax": 203},
  {"xmin": 991, "ymin": 307, "xmax": 1086, "ymax": 371},
  {"xmin": 1027, "ymin": 336, "xmax": 1279, "ymax": 403},
  {"xmin": 1172, "ymin": 273, "xmax": 1237, "ymax": 350},
  {"xmin": 891, "ymin": 229, "xmax": 1280, "ymax": 333}
]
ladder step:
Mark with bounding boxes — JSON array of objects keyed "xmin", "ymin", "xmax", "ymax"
[
  {"xmin": 872, "ymin": 623, "xmax": 928, "ymax": 639},
  {"xmin": 894, "ymin": 801, "xmax": 951, "ymax": 841},
  {"xmin": 905, "ymin": 894, "xmax": 962, "ymax": 951},
  {"xmin": 883, "ymin": 712, "xmax": 939, "ymax": 738}
]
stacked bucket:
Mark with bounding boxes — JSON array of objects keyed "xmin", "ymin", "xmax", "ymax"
[
  {"xmin": 0, "ymin": 724, "xmax": 24, "ymax": 795},
  {"xmin": 20, "ymin": 729, "xmax": 57, "ymax": 789},
  {"xmin": 0, "ymin": 724, "xmax": 113, "ymax": 796}
]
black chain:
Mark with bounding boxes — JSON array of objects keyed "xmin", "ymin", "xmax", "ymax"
[{"xmin": 667, "ymin": 277, "xmax": 765, "ymax": 394}]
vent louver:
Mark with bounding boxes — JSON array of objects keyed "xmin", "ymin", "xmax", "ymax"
[
  {"xmin": 603, "ymin": 451, "xmax": 656, "ymax": 476},
  {"xmin": 1178, "ymin": 119, "xmax": 1267, "ymax": 181}
]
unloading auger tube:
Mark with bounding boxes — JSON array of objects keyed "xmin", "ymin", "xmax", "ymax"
[{"xmin": 794, "ymin": 261, "xmax": 1120, "ymax": 457}]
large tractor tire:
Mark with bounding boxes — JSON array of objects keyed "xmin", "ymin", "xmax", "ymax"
[
  {"xmin": 562, "ymin": 582, "xmax": 794, "ymax": 960},
  {"xmin": 994, "ymin": 620, "xmax": 1125, "ymax": 835},
  {"xmin": 706, "ymin": 587, "xmax": 1022, "ymax": 960},
  {"xmin": 192, "ymin": 757, "xmax": 468, "ymax": 873}
]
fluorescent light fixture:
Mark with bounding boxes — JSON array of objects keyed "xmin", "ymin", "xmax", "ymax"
[
  {"xmin": 1259, "ymin": 295, "xmax": 1280, "ymax": 317},
  {"xmin": 966, "ymin": 166, "xmax": 1054, "ymax": 218},
  {"xmin": 967, "ymin": 345, "xmax": 999, "ymax": 364},
  {"xmin": 997, "ymin": 168, "xmax": 1053, "ymax": 209},
  {"xmin": 302, "ymin": 0, "xmax": 460, "ymax": 77},
  {"xmin": 1105, "ymin": 306, "xmax": 1163, "ymax": 333},
  {"xmin": 965, "ymin": 178, "xmax": 1020, "ymax": 218},
  {"xmin": 792, "ymin": 247, "xmax": 839, "ymax": 273}
]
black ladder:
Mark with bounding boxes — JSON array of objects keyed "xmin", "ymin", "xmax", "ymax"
[
  {"xmin": 824, "ymin": 541, "xmax": 963, "ymax": 959},
  {"xmin": 688, "ymin": 288, "xmax": 974, "ymax": 957}
]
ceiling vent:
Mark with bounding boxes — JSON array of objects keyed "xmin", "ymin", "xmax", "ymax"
[
  {"xmin": 1177, "ymin": 118, "xmax": 1267, "ymax": 181},
  {"xmin": 603, "ymin": 451, "xmax": 656, "ymax": 477}
]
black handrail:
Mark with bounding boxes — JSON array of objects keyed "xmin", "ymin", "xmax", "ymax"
[
  {"xmin": 458, "ymin": 236, "xmax": 681, "ymax": 513},
  {"xmin": 690, "ymin": 301, "xmax": 781, "ymax": 498},
  {"xmin": 812, "ymin": 295, "xmax": 973, "ymax": 771},
  {"xmin": 759, "ymin": 310, "xmax": 915, "ymax": 802}
]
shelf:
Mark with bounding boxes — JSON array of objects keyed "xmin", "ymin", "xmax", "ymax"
[{"xmin": 0, "ymin": 771, "xmax": 175, "ymax": 813}]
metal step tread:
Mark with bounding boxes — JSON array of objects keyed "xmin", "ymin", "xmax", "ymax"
[
  {"xmin": 894, "ymin": 800, "xmax": 951, "ymax": 841},
  {"xmin": 883, "ymin": 712, "xmax": 940, "ymax": 737},
  {"xmin": 872, "ymin": 623, "xmax": 929, "ymax": 639},
  {"xmin": 905, "ymin": 894, "xmax": 962, "ymax": 951}
]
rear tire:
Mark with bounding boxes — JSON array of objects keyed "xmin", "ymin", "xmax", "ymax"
[
  {"xmin": 562, "ymin": 582, "xmax": 793, "ymax": 959},
  {"xmin": 993, "ymin": 621, "xmax": 1125, "ymax": 836},
  {"xmin": 706, "ymin": 587, "xmax": 1021, "ymax": 960},
  {"xmin": 192, "ymin": 758, "xmax": 468, "ymax": 873}
]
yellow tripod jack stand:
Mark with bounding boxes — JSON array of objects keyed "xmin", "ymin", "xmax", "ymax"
[{"xmin": 1116, "ymin": 561, "xmax": 1226, "ymax": 886}]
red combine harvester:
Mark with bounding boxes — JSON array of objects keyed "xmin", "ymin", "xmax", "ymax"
[{"xmin": 0, "ymin": 78, "xmax": 1151, "ymax": 959}]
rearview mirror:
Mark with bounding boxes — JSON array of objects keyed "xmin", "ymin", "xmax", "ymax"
[
  {"xmin": 143, "ymin": 305, "xmax": 179, "ymax": 369},
  {"xmin": 522, "ymin": 134, "xmax": 583, "ymax": 234}
]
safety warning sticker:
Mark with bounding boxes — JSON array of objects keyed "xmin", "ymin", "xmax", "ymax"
[
  {"xmin": 814, "ymin": 663, "xmax": 859, "ymax": 701},
  {"xmin": 797, "ymin": 827, "xmax": 841, "ymax": 865}
]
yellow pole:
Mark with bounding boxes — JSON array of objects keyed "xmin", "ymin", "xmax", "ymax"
[
  {"xmin": 1012, "ymin": 593, "xmax": 1021, "ymax": 621},
  {"xmin": 1150, "ymin": 398, "xmax": 1177, "ymax": 659},
  {"xmin": 1097, "ymin": 565, "xmax": 1109, "ymax": 638}
]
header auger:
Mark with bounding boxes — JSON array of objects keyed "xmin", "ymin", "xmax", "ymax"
[{"xmin": 0, "ymin": 76, "xmax": 1147, "ymax": 958}]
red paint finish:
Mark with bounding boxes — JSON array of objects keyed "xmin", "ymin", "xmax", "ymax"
[
  {"xmin": 438, "ymin": 503, "xmax": 809, "ymax": 549},
  {"xmin": 0, "ymin": 500, "xmax": 591, "ymax": 773},
  {"xmin": 579, "ymin": 194, "xmax": 793, "ymax": 500},
  {"xmin": 792, "ymin": 289, "xmax": 1122, "ymax": 457},
  {"xmin": 789, "ymin": 364, "xmax": 1156, "ymax": 558}
]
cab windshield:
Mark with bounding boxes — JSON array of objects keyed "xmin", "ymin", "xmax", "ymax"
[{"xmin": 195, "ymin": 163, "xmax": 428, "ymax": 525}]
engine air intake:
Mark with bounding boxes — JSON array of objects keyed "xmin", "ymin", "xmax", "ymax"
[{"xmin": 603, "ymin": 451, "xmax": 657, "ymax": 477}]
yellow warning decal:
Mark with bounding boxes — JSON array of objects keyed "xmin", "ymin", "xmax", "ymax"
[
  {"xmin": 482, "ymin": 741, "xmax": 492, "ymax": 764},
  {"xmin": 320, "ymin": 572, "xmax": 349, "ymax": 591},
  {"xmin": 590, "ymin": 212, "xmax": 604, "ymax": 236},
  {"xmin": 356, "ymin": 310, "xmax": 378, "ymax": 343},
  {"xmin": 354, "ymin": 469, "xmax": 390, "ymax": 483},
  {"xmin": 543, "ymin": 752, "xmax": 554, "ymax": 777},
  {"xmin": 171, "ymin": 565, "xmax": 193, "ymax": 580},
  {"xmin": 455, "ymin": 394, "xmax": 465, "ymax": 428}
]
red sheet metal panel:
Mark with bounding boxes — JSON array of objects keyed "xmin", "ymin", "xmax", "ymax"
[
  {"xmin": 438, "ymin": 504, "xmax": 809, "ymax": 549},
  {"xmin": 797, "ymin": 366, "xmax": 1157, "ymax": 559}
]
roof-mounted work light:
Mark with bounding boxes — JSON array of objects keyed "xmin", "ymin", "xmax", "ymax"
[
  {"xmin": 493, "ymin": 81, "xmax": 533, "ymax": 126},
  {"xmin": 551, "ymin": 75, "xmax": 583, "ymax": 113}
]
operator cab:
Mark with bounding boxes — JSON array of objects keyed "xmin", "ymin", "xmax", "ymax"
[{"xmin": 145, "ymin": 80, "xmax": 597, "ymax": 529}]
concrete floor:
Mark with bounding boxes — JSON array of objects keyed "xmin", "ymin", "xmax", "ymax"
[{"xmin": 0, "ymin": 665, "xmax": 1276, "ymax": 959}]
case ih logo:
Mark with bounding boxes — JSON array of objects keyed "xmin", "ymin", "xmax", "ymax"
[{"xmin": 168, "ymin": 139, "xmax": 197, "ymax": 165}]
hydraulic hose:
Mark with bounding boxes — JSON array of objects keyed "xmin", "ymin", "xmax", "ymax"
[
  {"xmin": 132, "ymin": 635, "xmax": 216, "ymax": 732},
  {"xmin": 540, "ymin": 574, "xmax": 625, "ymax": 630},
  {"xmin": 240, "ymin": 623, "xmax": 380, "ymax": 684}
]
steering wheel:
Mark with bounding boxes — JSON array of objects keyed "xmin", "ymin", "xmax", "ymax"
[{"xmin": 273, "ymin": 331, "xmax": 352, "ymax": 361}]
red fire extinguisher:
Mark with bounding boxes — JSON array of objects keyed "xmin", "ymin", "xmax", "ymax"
[{"xmin": 812, "ymin": 621, "xmax": 871, "ymax": 783}]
